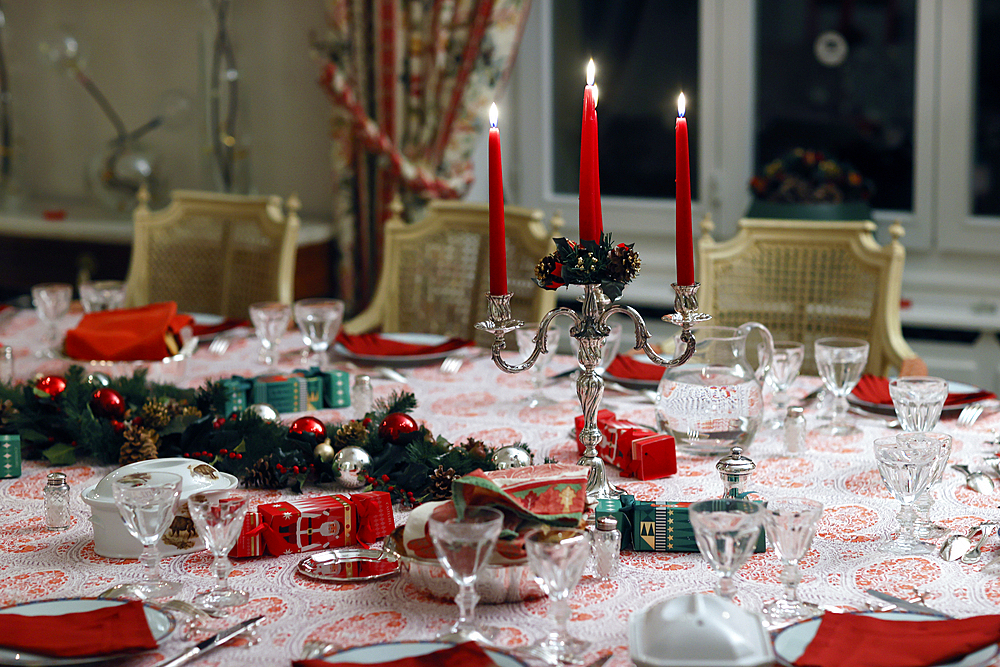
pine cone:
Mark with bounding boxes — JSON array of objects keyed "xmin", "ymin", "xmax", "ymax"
[
  {"xmin": 119, "ymin": 423, "xmax": 159, "ymax": 465},
  {"xmin": 0, "ymin": 399, "xmax": 17, "ymax": 427},
  {"xmin": 607, "ymin": 244, "xmax": 641, "ymax": 282},
  {"xmin": 534, "ymin": 254, "xmax": 558, "ymax": 282},
  {"xmin": 244, "ymin": 456, "xmax": 280, "ymax": 489},
  {"xmin": 139, "ymin": 399, "xmax": 171, "ymax": 430},
  {"xmin": 166, "ymin": 402, "xmax": 202, "ymax": 420},
  {"xmin": 428, "ymin": 465, "xmax": 456, "ymax": 501},
  {"xmin": 332, "ymin": 420, "xmax": 367, "ymax": 450}
]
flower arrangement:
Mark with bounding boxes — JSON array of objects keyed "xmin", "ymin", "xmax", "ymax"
[
  {"xmin": 534, "ymin": 234, "xmax": 641, "ymax": 301},
  {"xmin": 749, "ymin": 148, "xmax": 875, "ymax": 204}
]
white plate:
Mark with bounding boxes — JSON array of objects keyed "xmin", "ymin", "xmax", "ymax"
[
  {"xmin": 772, "ymin": 611, "xmax": 1000, "ymax": 667},
  {"xmin": 848, "ymin": 380, "xmax": 987, "ymax": 417},
  {"xmin": 319, "ymin": 641, "xmax": 527, "ymax": 666},
  {"xmin": 0, "ymin": 597, "xmax": 175, "ymax": 666},
  {"xmin": 603, "ymin": 370, "xmax": 661, "ymax": 390},
  {"xmin": 334, "ymin": 333, "xmax": 465, "ymax": 365}
]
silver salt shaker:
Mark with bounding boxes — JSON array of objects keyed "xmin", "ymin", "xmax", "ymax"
[
  {"xmin": 717, "ymin": 446, "xmax": 756, "ymax": 499},
  {"xmin": 784, "ymin": 406, "xmax": 806, "ymax": 456},
  {"xmin": 352, "ymin": 375, "xmax": 373, "ymax": 419},
  {"xmin": 593, "ymin": 516, "xmax": 621, "ymax": 580},
  {"xmin": 44, "ymin": 472, "xmax": 71, "ymax": 531}
]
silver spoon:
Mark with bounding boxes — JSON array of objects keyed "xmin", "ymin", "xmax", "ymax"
[
  {"xmin": 963, "ymin": 524, "xmax": 996, "ymax": 564},
  {"xmin": 951, "ymin": 464, "xmax": 996, "ymax": 494},
  {"xmin": 939, "ymin": 525, "xmax": 979, "ymax": 562}
]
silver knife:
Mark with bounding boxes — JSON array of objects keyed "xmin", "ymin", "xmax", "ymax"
[
  {"xmin": 865, "ymin": 590, "xmax": 952, "ymax": 617},
  {"xmin": 156, "ymin": 615, "xmax": 264, "ymax": 667}
]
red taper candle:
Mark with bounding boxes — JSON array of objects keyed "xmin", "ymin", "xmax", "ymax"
[
  {"xmin": 675, "ymin": 92, "xmax": 695, "ymax": 285},
  {"xmin": 578, "ymin": 59, "xmax": 599, "ymax": 243},
  {"xmin": 488, "ymin": 103, "xmax": 507, "ymax": 295}
]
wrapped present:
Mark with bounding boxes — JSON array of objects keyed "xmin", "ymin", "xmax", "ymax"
[
  {"xmin": 295, "ymin": 367, "xmax": 351, "ymax": 408},
  {"xmin": 257, "ymin": 494, "xmax": 357, "ymax": 555},
  {"xmin": 0, "ymin": 432, "xmax": 20, "ymax": 478},
  {"xmin": 574, "ymin": 411, "xmax": 676, "ymax": 480},
  {"xmin": 220, "ymin": 376, "xmax": 252, "ymax": 416},
  {"xmin": 229, "ymin": 510, "xmax": 265, "ymax": 558},
  {"xmin": 630, "ymin": 500, "xmax": 766, "ymax": 553},
  {"xmin": 352, "ymin": 490, "xmax": 394, "ymax": 546},
  {"xmin": 252, "ymin": 373, "xmax": 324, "ymax": 413},
  {"xmin": 595, "ymin": 494, "xmax": 634, "ymax": 550}
]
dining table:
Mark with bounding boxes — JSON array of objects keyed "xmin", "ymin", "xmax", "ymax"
[{"xmin": 1, "ymin": 306, "xmax": 1000, "ymax": 667}]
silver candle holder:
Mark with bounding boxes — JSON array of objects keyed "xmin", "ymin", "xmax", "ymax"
[{"xmin": 477, "ymin": 282, "xmax": 710, "ymax": 502}]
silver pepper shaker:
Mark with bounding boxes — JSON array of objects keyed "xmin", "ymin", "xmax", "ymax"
[
  {"xmin": 593, "ymin": 516, "xmax": 621, "ymax": 580},
  {"xmin": 783, "ymin": 406, "xmax": 807, "ymax": 456},
  {"xmin": 717, "ymin": 446, "xmax": 756, "ymax": 499},
  {"xmin": 44, "ymin": 472, "xmax": 70, "ymax": 531},
  {"xmin": 352, "ymin": 375, "xmax": 373, "ymax": 419}
]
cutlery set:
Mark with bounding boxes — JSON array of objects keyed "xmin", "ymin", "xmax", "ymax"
[{"xmin": 938, "ymin": 522, "xmax": 998, "ymax": 564}]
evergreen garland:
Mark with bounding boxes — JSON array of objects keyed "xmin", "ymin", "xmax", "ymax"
[{"xmin": 534, "ymin": 234, "xmax": 641, "ymax": 301}]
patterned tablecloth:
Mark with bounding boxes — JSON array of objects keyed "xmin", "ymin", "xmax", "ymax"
[{"xmin": 1, "ymin": 308, "xmax": 999, "ymax": 666}]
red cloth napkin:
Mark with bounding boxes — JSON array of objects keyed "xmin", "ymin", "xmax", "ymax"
[
  {"xmin": 335, "ymin": 331, "xmax": 471, "ymax": 357},
  {"xmin": 64, "ymin": 302, "xmax": 194, "ymax": 361},
  {"xmin": 606, "ymin": 354, "xmax": 665, "ymax": 382},
  {"xmin": 794, "ymin": 612, "xmax": 1000, "ymax": 667},
  {"xmin": 851, "ymin": 374, "xmax": 996, "ymax": 407},
  {"xmin": 0, "ymin": 600, "xmax": 158, "ymax": 657},
  {"xmin": 293, "ymin": 641, "xmax": 495, "ymax": 667}
]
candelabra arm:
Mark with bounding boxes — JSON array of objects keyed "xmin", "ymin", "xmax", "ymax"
[
  {"xmin": 601, "ymin": 304, "xmax": 697, "ymax": 368},
  {"xmin": 491, "ymin": 307, "xmax": 579, "ymax": 374}
]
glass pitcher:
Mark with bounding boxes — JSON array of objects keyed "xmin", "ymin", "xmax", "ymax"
[{"xmin": 655, "ymin": 323, "xmax": 774, "ymax": 456}]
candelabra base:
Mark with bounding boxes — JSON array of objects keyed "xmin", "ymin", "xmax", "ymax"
[{"xmin": 576, "ymin": 452, "xmax": 623, "ymax": 502}]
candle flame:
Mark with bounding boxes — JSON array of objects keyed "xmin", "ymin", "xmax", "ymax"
[
  {"xmin": 489, "ymin": 102, "xmax": 498, "ymax": 128},
  {"xmin": 593, "ymin": 84, "xmax": 599, "ymax": 108},
  {"xmin": 678, "ymin": 92, "xmax": 686, "ymax": 118},
  {"xmin": 587, "ymin": 58, "xmax": 595, "ymax": 86}
]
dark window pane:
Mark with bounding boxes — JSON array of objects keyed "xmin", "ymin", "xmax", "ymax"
[
  {"xmin": 550, "ymin": 1, "xmax": 699, "ymax": 200},
  {"xmin": 973, "ymin": 0, "xmax": 1000, "ymax": 216},
  {"xmin": 754, "ymin": 0, "xmax": 916, "ymax": 210}
]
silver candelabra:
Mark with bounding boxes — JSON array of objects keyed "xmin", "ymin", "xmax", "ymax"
[{"xmin": 477, "ymin": 282, "xmax": 710, "ymax": 502}]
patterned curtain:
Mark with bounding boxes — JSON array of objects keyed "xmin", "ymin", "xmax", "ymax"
[{"xmin": 320, "ymin": 0, "xmax": 532, "ymax": 312}]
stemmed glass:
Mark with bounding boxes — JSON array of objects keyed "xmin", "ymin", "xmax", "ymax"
[
  {"xmin": 761, "ymin": 497, "xmax": 824, "ymax": 625},
  {"xmin": 31, "ymin": 282, "xmax": 73, "ymax": 358},
  {"xmin": 79, "ymin": 280, "xmax": 127, "ymax": 312},
  {"xmin": 523, "ymin": 527, "xmax": 592, "ymax": 664},
  {"xmin": 814, "ymin": 337, "xmax": 869, "ymax": 436},
  {"xmin": 874, "ymin": 435, "xmax": 938, "ymax": 555},
  {"xmin": 428, "ymin": 505, "xmax": 504, "ymax": 645},
  {"xmin": 249, "ymin": 301, "xmax": 292, "ymax": 366},
  {"xmin": 293, "ymin": 298, "xmax": 345, "ymax": 370},
  {"xmin": 688, "ymin": 498, "xmax": 763, "ymax": 602},
  {"xmin": 516, "ymin": 324, "xmax": 561, "ymax": 408},
  {"xmin": 188, "ymin": 490, "xmax": 250, "ymax": 612},
  {"xmin": 762, "ymin": 341, "xmax": 805, "ymax": 430},
  {"xmin": 111, "ymin": 471, "xmax": 183, "ymax": 599},
  {"xmin": 889, "ymin": 376, "xmax": 948, "ymax": 432},
  {"xmin": 897, "ymin": 431, "xmax": 952, "ymax": 540}
]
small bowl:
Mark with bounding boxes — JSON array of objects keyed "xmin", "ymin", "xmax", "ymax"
[{"xmin": 82, "ymin": 457, "xmax": 238, "ymax": 558}]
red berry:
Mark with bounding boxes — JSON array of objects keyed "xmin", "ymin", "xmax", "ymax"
[
  {"xmin": 132, "ymin": 416, "xmax": 142, "ymax": 426},
  {"xmin": 381, "ymin": 474, "xmax": 390, "ymax": 483},
  {"xmin": 228, "ymin": 452, "xmax": 236, "ymax": 459},
  {"xmin": 292, "ymin": 466, "xmax": 300, "ymax": 474},
  {"xmin": 276, "ymin": 464, "xmax": 285, "ymax": 473},
  {"xmin": 111, "ymin": 420, "xmax": 124, "ymax": 434},
  {"xmin": 386, "ymin": 485, "xmax": 394, "ymax": 492},
  {"xmin": 219, "ymin": 449, "xmax": 228, "ymax": 455},
  {"xmin": 213, "ymin": 417, "xmax": 225, "ymax": 429},
  {"xmin": 236, "ymin": 453, "xmax": 243, "ymax": 460}
]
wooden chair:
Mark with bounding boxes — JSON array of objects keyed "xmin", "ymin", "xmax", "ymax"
[
  {"xmin": 343, "ymin": 200, "xmax": 563, "ymax": 345},
  {"xmin": 697, "ymin": 216, "xmax": 925, "ymax": 377},
  {"xmin": 125, "ymin": 188, "xmax": 300, "ymax": 319}
]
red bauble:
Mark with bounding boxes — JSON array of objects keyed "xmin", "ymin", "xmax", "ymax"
[
  {"xmin": 289, "ymin": 416, "xmax": 326, "ymax": 438},
  {"xmin": 36, "ymin": 375, "xmax": 67, "ymax": 398},
  {"xmin": 378, "ymin": 413, "xmax": 419, "ymax": 443},
  {"xmin": 91, "ymin": 388, "xmax": 126, "ymax": 420}
]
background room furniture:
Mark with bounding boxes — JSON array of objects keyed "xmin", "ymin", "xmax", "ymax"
[
  {"xmin": 124, "ymin": 188, "xmax": 300, "ymax": 319},
  {"xmin": 697, "ymin": 216, "xmax": 924, "ymax": 377},
  {"xmin": 343, "ymin": 200, "xmax": 563, "ymax": 346}
]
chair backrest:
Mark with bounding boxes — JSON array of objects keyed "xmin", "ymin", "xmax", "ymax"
[
  {"xmin": 697, "ymin": 216, "xmax": 919, "ymax": 376},
  {"xmin": 125, "ymin": 188, "xmax": 300, "ymax": 319},
  {"xmin": 343, "ymin": 200, "xmax": 563, "ymax": 345}
]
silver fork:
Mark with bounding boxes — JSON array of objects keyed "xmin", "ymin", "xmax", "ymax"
[
  {"xmin": 959, "ymin": 403, "xmax": 985, "ymax": 427},
  {"xmin": 440, "ymin": 348, "xmax": 484, "ymax": 374},
  {"xmin": 209, "ymin": 332, "xmax": 236, "ymax": 356}
]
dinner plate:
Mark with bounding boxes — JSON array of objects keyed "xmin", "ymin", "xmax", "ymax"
[
  {"xmin": 0, "ymin": 597, "xmax": 175, "ymax": 666},
  {"xmin": 319, "ymin": 641, "xmax": 528, "ymax": 666},
  {"xmin": 772, "ymin": 611, "xmax": 1000, "ymax": 667},
  {"xmin": 603, "ymin": 369, "xmax": 662, "ymax": 390},
  {"xmin": 848, "ymin": 380, "xmax": 987, "ymax": 417},
  {"xmin": 297, "ymin": 548, "xmax": 400, "ymax": 583},
  {"xmin": 333, "ymin": 333, "xmax": 463, "ymax": 365}
]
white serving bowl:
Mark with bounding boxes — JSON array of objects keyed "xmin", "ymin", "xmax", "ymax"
[
  {"xmin": 629, "ymin": 594, "xmax": 774, "ymax": 667},
  {"xmin": 82, "ymin": 457, "xmax": 238, "ymax": 558}
]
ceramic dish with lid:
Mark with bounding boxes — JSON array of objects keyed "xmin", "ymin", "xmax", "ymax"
[{"xmin": 82, "ymin": 457, "xmax": 238, "ymax": 558}]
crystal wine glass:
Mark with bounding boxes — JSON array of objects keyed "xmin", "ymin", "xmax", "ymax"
[
  {"xmin": 873, "ymin": 435, "xmax": 938, "ymax": 555},
  {"xmin": 31, "ymin": 282, "xmax": 73, "ymax": 358},
  {"xmin": 516, "ymin": 324, "xmax": 561, "ymax": 408},
  {"xmin": 889, "ymin": 376, "xmax": 948, "ymax": 432},
  {"xmin": 523, "ymin": 527, "xmax": 592, "ymax": 664},
  {"xmin": 897, "ymin": 431, "xmax": 952, "ymax": 540},
  {"xmin": 188, "ymin": 490, "xmax": 250, "ymax": 611},
  {"xmin": 293, "ymin": 298, "xmax": 345, "ymax": 370},
  {"xmin": 761, "ymin": 497, "xmax": 824, "ymax": 625},
  {"xmin": 249, "ymin": 301, "xmax": 292, "ymax": 366},
  {"xmin": 111, "ymin": 471, "xmax": 183, "ymax": 599},
  {"xmin": 428, "ymin": 505, "xmax": 504, "ymax": 645},
  {"xmin": 688, "ymin": 498, "xmax": 763, "ymax": 602},
  {"xmin": 814, "ymin": 337, "xmax": 869, "ymax": 436},
  {"xmin": 762, "ymin": 341, "xmax": 805, "ymax": 430},
  {"xmin": 79, "ymin": 279, "xmax": 127, "ymax": 313}
]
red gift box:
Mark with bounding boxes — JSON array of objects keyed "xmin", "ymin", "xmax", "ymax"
[
  {"xmin": 630, "ymin": 433, "xmax": 677, "ymax": 480},
  {"xmin": 257, "ymin": 495, "xmax": 357, "ymax": 556},
  {"xmin": 574, "ymin": 410, "xmax": 676, "ymax": 481},
  {"xmin": 229, "ymin": 511, "xmax": 266, "ymax": 558},
  {"xmin": 352, "ymin": 491, "xmax": 395, "ymax": 546}
]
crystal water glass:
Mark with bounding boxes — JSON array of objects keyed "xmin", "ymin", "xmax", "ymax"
[
  {"xmin": 111, "ymin": 471, "xmax": 183, "ymax": 599},
  {"xmin": 898, "ymin": 431, "xmax": 952, "ymax": 540},
  {"xmin": 524, "ymin": 527, "xmax": 592, "ymax": 664},
  {"xmin": 79, "ymin": 279, "xmax": 127, "ymax": 312},
  {"xmin": 428, "ymin": 505, "xmax": 504, "ymax": 645},
  {"xmin": 516, "ymin": 324, "xmax": 561, "ymax": 408},
  {"xmin": 889, "ymin": 376, "xmax": 948, "ymax": 432},
  {"xmin": 249, "ymin": 301, "xmax": 292, "ymax": 366},
  {"xmin": 814, "ymin": 337, "xmax": 869, "ymax": 436},
  {"xmin": 874, "ymin": 435, "xmax": 938, "ymax": 555},
  {"xmin": 570, "ymin": 321, "xmax": 623, "ymax": 376},
  {"xmin": 763, "ymin": 341, "xmax": 805, "ymax": 430},
  {"xmin": 761, "ymin": 497, "xmax": 824, "ymax": 625},
  {"xmin": 188, "ymin": 490, "xmax": 250, "ymax": 612},
  {"xmin": 31, "ymin": 282, "xmax": 73, "ymax": 358},
  {"xmin": 688, "ymin": 498, "xmax": 763, "ymax": 601},
  {"xmin": 293, "ymin": 298, "xmax": 345, "ymax": 370}
]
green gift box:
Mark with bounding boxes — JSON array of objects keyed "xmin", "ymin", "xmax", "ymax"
[
  {"xmin": 631, "ymin": 500, "xmax": 766, "ymax": 553},
  {"xmin": 295, "ymin": 367, "xmax": 351, "ymax": 409},
  {"xmin": 252, "ymin": 373, "xmax": 324, "ymax": 414},
  {"xmin": 221, "ymin": 376, "xmax": 252, "ymax": 416},
  {"xmin": 595, "ymin": 494, "xmax": 635, "ymax": 550},
  {"xmin": 0, "ymin": 433, "xmax": 21, "ymax": 478}
]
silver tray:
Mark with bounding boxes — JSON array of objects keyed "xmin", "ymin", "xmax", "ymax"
[{"xmin": 297, "ymin": 548, "xmax": 400, "ymax": 583}]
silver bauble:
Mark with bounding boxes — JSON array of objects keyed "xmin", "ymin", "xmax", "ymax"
[
  {"xmin": 332, "ymin": 445, "xmax": 372, "ymax": 489},
  {"xmin": 491, "ymin": 445, "xmax": 532, "ymax": 470},
  {"xmin": 247, "ymin": 403, "xmax": 280, "ymax": 422},
  {"xmin": 86, "ymin": 372, "xmax": 111, "ymax": 387},
  {"xmin": 314, "ymin": 439, "xmax": 335, "ymax": 463}
]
